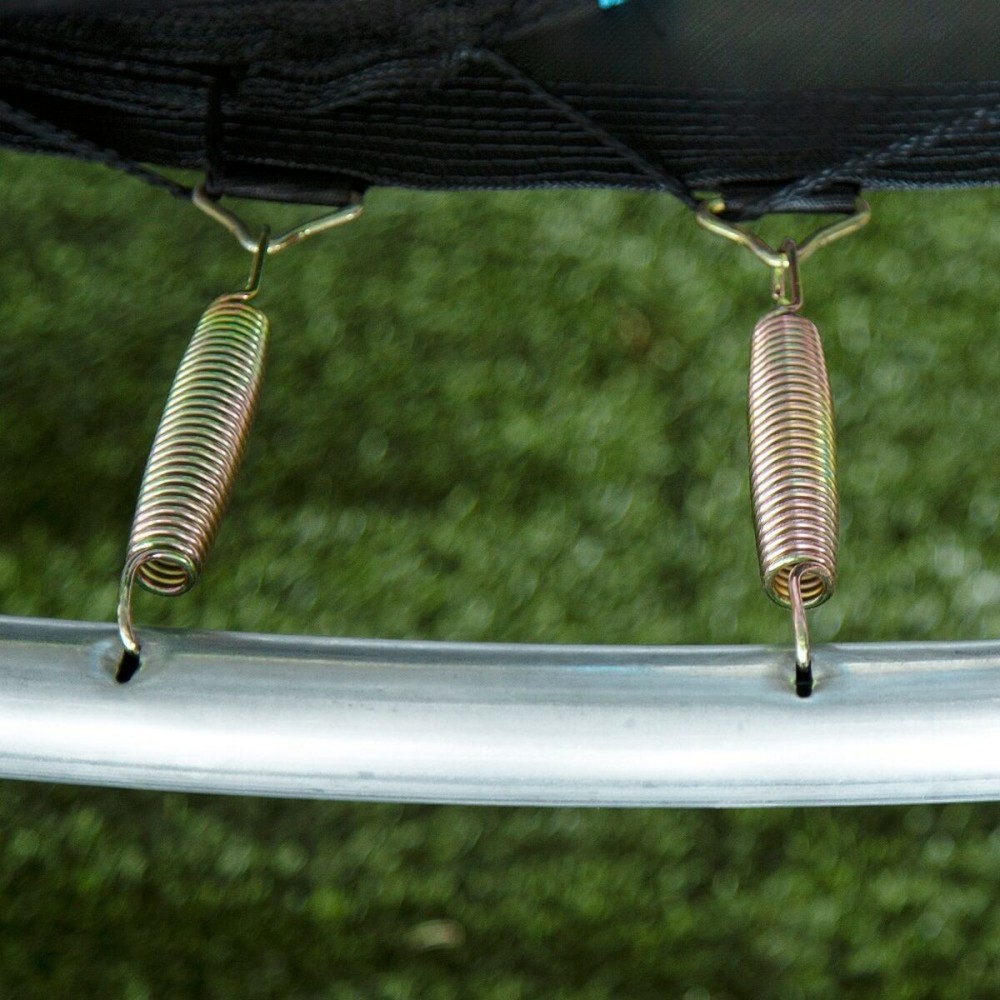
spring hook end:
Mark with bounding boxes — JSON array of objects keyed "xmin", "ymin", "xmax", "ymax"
[
  {"xmin": 240, "ymin": 227, "xmax": 269, "ymax": 298},
  {"xmin": 790, "ymin": 564, "xmax": 814, "ymax": 698},
  {"xmin": 771, "ymin": 238, "xmax": 802, "ymax": 311},
  {"xmin": 116, "ymin": 561, "xmax": 141, "ymax": 662}
]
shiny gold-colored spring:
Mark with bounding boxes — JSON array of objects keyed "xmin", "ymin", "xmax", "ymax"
[
  {"xmin": 748, "ymin": 309, "xmax": 838, "ymax": 610},
  {"xmin": 117, "ymin": 289, "xmax": 268, "ymax": 654},
  {"xmin": 695, "ymin": 198, "xmax": 866, "ymax": 693},
  {"xmin": 114, "ymin": 189, "xmax": 364, "ymax": 666}
]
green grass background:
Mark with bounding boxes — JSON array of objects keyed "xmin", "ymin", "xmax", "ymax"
[{"xmin": 1, "ymin": 149, "xmax": 999, "ymax": 997}]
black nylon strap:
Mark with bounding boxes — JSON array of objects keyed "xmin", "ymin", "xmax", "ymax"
[{"xmin": 717, "ymin": 184, "xmax": 861, "ymax": 224}]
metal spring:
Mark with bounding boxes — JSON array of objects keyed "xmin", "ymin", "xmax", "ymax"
[
  {"xmin": 748, "ymin": 309, "xmax": 838, "ymax": 610},
  {"xmin": 117, "ymin": 292, "xmax": 268, "ymax": 651}
]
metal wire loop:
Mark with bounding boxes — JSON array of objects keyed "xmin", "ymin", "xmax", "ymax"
[
  {"xmin": 695, "ymin": 196, "xmax": 870, "ymax": 269},
  {"xmin": 192, "ymin": 183, "xmax": 364, "ymax": 256}
]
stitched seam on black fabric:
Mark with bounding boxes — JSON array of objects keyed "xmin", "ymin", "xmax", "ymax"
[
  {"xmin": 0, "ymin": 35, "xmax": 214, "ymax": 85},
  {"xmin": 746, "ymin": 99, "xmax": 1000, "ymax": 216},
  {"xmin": 2, "ymin": 77, "xmax": 200, "ymax": 117},
  {"xmin": 244, "ymin": 57, "xmax": 446, "ymax": 107},
  {"xmin": 459, "ymin": 47, "xmax": 696, "ymax": 208},
  {"xmin": 0, "ymin": 96, "xmax": 191, "ymax": 199}
]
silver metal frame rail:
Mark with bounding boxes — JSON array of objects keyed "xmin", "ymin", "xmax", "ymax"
[{"xmin": 1, "ymin": 615, "xmax": 998, "ymax": 807}]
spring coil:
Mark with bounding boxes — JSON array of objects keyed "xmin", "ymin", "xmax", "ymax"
[
  {"xmin": 748, "ymin": 309, "xmax": 838, "ymax": 610},
  {"xmin": 122, "ymin": 293, "xmax": 268, "ymax": 600}
]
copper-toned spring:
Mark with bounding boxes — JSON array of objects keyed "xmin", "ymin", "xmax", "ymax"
[
  {"xmin": 117, "ymin": 292, "xmax": 268, "ymax": 655},
  {"xmin": 748, "ymin": 309, "xmax": 838, "ymax": 611}
]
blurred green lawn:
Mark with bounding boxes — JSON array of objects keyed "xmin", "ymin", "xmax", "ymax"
[{"xmin": 1, "ymin": 149, "xmax": 999, "ymax": 998}]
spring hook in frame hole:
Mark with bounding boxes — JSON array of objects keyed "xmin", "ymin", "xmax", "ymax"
[
  {"xmin": 114, "ymin": 185, "xmax": 364, "ymax": 676},
  {"xmin": 697, "ymin": 197, "xmax": 870, "ymax": 696}
]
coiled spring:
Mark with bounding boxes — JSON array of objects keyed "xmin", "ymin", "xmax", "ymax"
[
  {"xmin": 696, "ymin": 197, "xmax": 866, "ymax": 694},
  {"xmin": 117, "ymin": 289, "xmax": 267, "ymax": 654},
  {"xmin": 748, "ymin": 309, "xmax": 838, "ymax": 610},
  {"xmin": 114, "ymin": 188, "xmax": 363, "ymax": 668}
]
